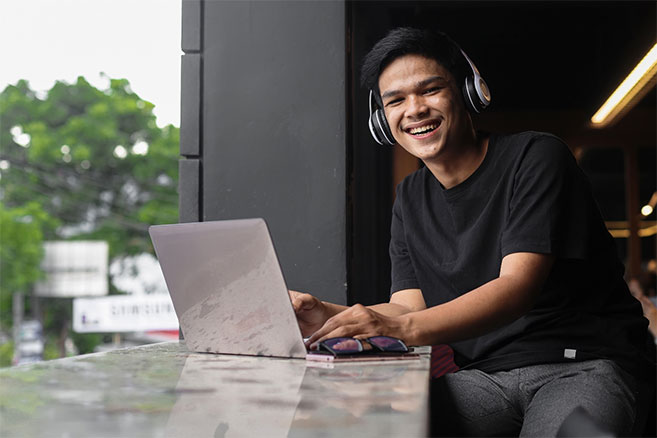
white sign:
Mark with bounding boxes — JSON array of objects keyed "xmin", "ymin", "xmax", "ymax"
[
  {"xmin": 73, "ymin": 294, "xmax": 179, "ymax": 333},
  {"xmin": 35, "ymin": 241, "xmax": 109, "ymax": 297}
]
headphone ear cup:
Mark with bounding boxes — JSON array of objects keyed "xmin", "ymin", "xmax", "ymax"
[
  {"xmin": 367, "ymin": 89, "xmax": 396, "ymax": 146},
  {"xmin": 370, "ymin": 109, "xmax": 396, "ymax": 146},
  {"xmin": 463, "ymin": 74, "xmax": 491, "ymax": 113},
  {"xmin": 458, "ymin": 48, "xmax": 491, "ymax": 113},
  {"xmin": 463, "ymin": 75, "xmax": 480, "ymax": 113},
  {"xmin": 375, "ymin": 109, "xmax": 395, "ymax": 146}
]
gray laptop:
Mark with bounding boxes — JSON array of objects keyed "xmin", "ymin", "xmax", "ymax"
[{"xmin": 149, "ymin": 219, "xmax": 307, "ymax": 359}]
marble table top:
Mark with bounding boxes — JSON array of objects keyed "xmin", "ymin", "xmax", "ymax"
[{"xmin": 0, "ymin": 341, "xmax": 431, "ymax": 437}]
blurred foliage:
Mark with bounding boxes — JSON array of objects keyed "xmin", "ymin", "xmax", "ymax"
[
  {"xmin": 0, "ymin": 340, "xmax": 13, "ymax": 367},
  {"xmin": 0, "ymin": 77, "xmax": 179, "ymax": 355},
  {"xmin": 0, "ymin": 202, "xmax": 59, "ymax": 325},
  {"xmin": 70, "ymin": 331, "xmax": 102, "ymax": 355},
  {"xmin": 42, "ymin": 338, "xmax": 61, "ymax": 361},
  {"xmin": 0, "ymin": 77, "xmax": 179, "ymax": 257}
]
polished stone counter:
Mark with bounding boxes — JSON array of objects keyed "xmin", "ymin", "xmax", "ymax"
[{"xmin": 0, "ymin": 341, "xmax": 431, "ymax": 437}]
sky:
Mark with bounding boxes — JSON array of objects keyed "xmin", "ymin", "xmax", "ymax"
[{"xmin": 0, "ymin": 0, "xmax": 182, "ymax": 128}]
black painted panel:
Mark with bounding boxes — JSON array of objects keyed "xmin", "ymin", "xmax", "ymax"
[
  {"xmin": 180, "ymin": 54, "xmax": 201, "ymax": 157},
  {"xmin": 201, "ymin": 1, "xmax": 347, "ymax": 304},
  {"xmin": 179, "ymin": 158, "xmax": 200, "ymax": 223},
  {"xmin": 181, "ymin": 0, "xmax": 202, "ymax": 53}
]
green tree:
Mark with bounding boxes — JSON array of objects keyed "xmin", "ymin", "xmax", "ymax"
[
  {"xmin": 1, "ymin": 77, "xmax": 179, "ymax": 257},
  {"xmin": 0, "ymin": 201, "xmax": 58, "ymax": 325},
  {"xmin": 0, "ymin": 77, "xmax": 179, "ymax": 354}
]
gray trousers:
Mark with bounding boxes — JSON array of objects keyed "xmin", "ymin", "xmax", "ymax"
[{"xmin": 429, "ymin": 359, "xmax": 638, "ymax": 437}]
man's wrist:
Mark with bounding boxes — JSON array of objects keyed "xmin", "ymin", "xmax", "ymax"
[{"xmin": 399, "ymin": 313, "xmax": 419, "ymax": 346}]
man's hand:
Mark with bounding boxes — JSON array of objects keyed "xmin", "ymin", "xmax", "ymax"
[
  {"xmin": 304, "ymin": 304, "xmax": 409, "ymax": 349},
  {"xmin": 288, "ymin": 290, "xmax": 332, "ymax": 337}
]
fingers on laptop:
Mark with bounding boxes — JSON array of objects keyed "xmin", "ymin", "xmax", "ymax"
[{"xmin": 307, "ymin": 304, "xmax": 390, "ymax": 349}]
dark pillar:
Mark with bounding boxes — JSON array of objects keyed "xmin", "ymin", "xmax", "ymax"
[{"xmin": 181, "ymin": 0, "xmax": 348, "ymax": 304}]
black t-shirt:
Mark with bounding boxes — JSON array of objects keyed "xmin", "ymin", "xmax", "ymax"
[{"xmin": 390, "ymin": 131, "xmax": 650, "ymax": 375}]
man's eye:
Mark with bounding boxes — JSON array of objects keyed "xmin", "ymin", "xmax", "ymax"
[
  {"xmin": 385, "ymin": 98, "xmax": 403, "ymax": 107},
  {"xmin": 423, "ymin": 87, "xmax": 441, "ymax": 95}
]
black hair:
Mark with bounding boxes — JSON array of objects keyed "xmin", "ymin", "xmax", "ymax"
[{"xmin": 360, "ymin": 27, "xmax": 470, "ymax": 101}]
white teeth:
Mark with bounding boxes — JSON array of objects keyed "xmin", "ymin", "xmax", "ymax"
[{"xmin": 409, "ymin": 124, "xmax": 437, "ymax": 135}]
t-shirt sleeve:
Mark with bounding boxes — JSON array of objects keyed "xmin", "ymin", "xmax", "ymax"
[
  {"xmin": 390, "ymin": 187, "xmax": 420, "ymax": 294},
  {"xmin": 500, "ymin": 134, "xmax": 592, "ymax": 260}
]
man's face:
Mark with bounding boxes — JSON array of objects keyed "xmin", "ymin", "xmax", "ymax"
[{"xmin": 378, "ymin": 54, "xmax": 470, "ymax": 162}]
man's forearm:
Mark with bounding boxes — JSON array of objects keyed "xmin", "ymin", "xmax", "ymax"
[
  {"xmin": 320, "ymin": 301, "xmax": 415, "ymax": 321},
  {"xmin": 368, "ymin": 302, "xmax": 418, "ymax": 317},
  {"xmin": 401, "ymin": 253, "xmax": 554, "ymax": 346},
  {"xmin": 400, "ymin": 276, "xmax": 532, "ymax": 346}
]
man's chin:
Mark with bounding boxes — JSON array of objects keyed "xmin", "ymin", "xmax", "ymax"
[{"xmin": 406, "ymin": 143, "xmax": 442, "ymax": 161}]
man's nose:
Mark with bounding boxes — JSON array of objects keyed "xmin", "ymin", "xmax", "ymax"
[{"xmin": 406, "ymin": 95, "xmax": 429, "ymax": 119}]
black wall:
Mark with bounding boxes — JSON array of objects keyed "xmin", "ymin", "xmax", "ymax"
[{"xmin": 180, "ymin": 0, "xmax": 348, "ymax": 304}]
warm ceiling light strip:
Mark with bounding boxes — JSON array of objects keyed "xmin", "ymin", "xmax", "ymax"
[
  {"xmin": 591, "ymin": 43, "xmax": 657, "ymax": 128},
  {"xmin": 639, "ymin": 224, "xmax": 657, "ymax": 237},
  {"xmin": 607, "ymin": 226, "xmax": 657, "ymax": 238}
]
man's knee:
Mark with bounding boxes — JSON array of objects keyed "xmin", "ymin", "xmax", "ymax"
[
  {"xmin": 522, "ymin": 360, "xmax": 638, "ymax": 437},
  {"xmin": 429, "ymin": 371, "xmax": 521, "ymax": 437}
]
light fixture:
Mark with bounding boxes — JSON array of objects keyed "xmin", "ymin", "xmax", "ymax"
[
  {"xmin": 641, "ymin": 192, "xmax": 657, "ymax": 217},
  {"xmin": 591, "ymin": 43, "xmax": 657, "ymax": 128}
]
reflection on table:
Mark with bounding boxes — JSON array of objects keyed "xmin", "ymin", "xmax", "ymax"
[{"xmin": 0, "ymin": 341, "xmax": 431, "ymax": 437}]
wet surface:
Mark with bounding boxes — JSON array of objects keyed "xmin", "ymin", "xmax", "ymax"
[{"xmin": 0, "ymin": 341, "xmax": 431, "ymax": 437}]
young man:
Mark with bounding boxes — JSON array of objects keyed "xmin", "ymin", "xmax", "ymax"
[{"xmin": 290, "ymin": 28, "xmax": 653, "ymax": 436}]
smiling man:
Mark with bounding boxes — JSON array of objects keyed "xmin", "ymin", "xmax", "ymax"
[{"xmin": 290, "ymin": 28, "xmax": 653, "ymax": 436}]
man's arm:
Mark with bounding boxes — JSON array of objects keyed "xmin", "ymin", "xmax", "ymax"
[
  {"xmin": 402, "ymin": 252, "xmax": 554, "ymax": 346},
  {"xmin": 305, "ymin": 252, "xmax": 554, "ymax": 347},
  {"xmin": 370, "ymin": 288, "xmax": 427, "ymax": 315}
]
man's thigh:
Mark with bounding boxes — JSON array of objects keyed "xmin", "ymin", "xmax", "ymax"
[
  {"xmin": 519, "ymin": 359, "xmax": 637, "ymax": 437},
  {"xmin": 430, "ymin": 368, "xmax": 522, "ymax": 437}
]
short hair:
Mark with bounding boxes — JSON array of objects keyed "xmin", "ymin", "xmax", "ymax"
[{"xmin": 360, "ymin": 27, "xmax": 470, "ymax": 100}]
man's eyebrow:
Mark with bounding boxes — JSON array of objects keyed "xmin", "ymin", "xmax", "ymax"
[{"xmin": 380, "ymin": 76, "xmax": 446, "ymax": 101}]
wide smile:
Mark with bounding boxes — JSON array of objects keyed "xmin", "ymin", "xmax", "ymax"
[{"xmin": 404, "ymin": 120, "xmax": 441, "ymax": 139}]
